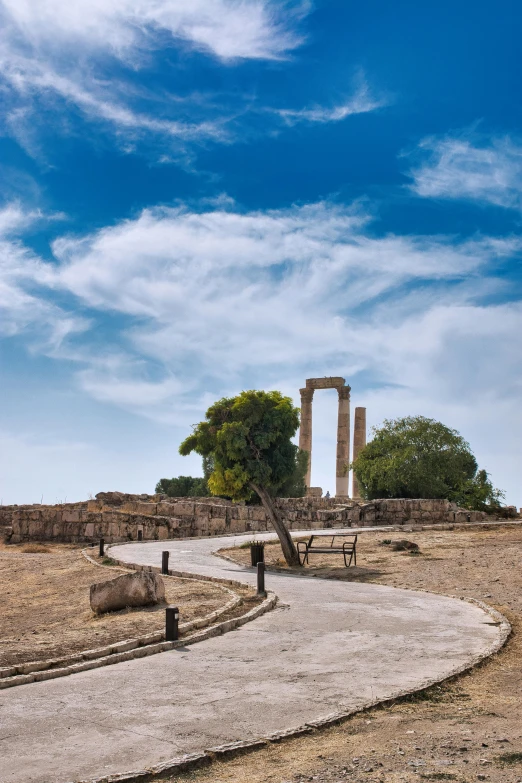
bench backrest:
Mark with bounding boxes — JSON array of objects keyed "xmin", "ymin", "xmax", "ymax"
[{"xmin": 308, "ymin": 533, "xmax": 357, "ymax": 548}]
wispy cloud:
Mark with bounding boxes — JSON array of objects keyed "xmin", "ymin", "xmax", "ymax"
[
  {"xmin": 6, "ymin": 198, "xmax": 520, "ymax": 388},
  {"xmin": 275, "ymin": 81, "xmax": 388, "ymax": 125},
  {"xmin": 0, "ymin": 1, "xmax": 307, "ymax": 62},
  {"xmin": 407, "ymin": 132, "xmax": 522, "ymax": 209},
  {"xmin": 1, "ymin": 53, "xmax": 228, "ymax": 146},
  {"xmin": 0, "ymin": 0, "xmax": 309, "ymax": 155},
  {"xmin": 0, "ymin": 204, "xmax": 88, "ymax": 345},
  {"xmin": 0, "ymin": 2, "xmax": 385, "ymax": 158}
]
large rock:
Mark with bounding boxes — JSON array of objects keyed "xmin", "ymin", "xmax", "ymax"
[{"xmin": 90, "ymin": 571, "xmax": 165, "ymax": 614}]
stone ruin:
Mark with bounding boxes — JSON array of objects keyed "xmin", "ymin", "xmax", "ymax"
[
  {"xmin": 299, "ymin": 376, "xmax": 366, "ymax": 499},
  {"xmin": 0, "ymin": 492, "xmax": 490, "ymax": 545}
]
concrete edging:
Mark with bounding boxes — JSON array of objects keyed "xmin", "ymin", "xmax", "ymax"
[
  {"xmin": 63, "ymin": 554, "xmax": 511, "ymax": 783},
  {"xmin": 0, "ymin": 548, "xmax": 273, "ymax": 689}
]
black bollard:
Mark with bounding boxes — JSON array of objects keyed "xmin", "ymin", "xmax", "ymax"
[
  {"xmin": 137, "ymin": 529, "xmax": 143, "ymax": 541},
  {"xmin": 162, "ymin": 550, "xmax": 169, "ymax": 575},
  {"xmin": 99, "ymin": 538, "xmax": 105, "ymax": 557},
  {"xmin": 250, "ymin": 542, "xmax": 265, "ymax": 567},
  {"xmin": 257, "ymin": 561, "xmax": 266, "ymax": 597},
  {"xmin": 165, "ymin": 606, "xmax": 179, "ymax": 641}
]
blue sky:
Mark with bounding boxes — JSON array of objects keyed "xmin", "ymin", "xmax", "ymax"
[{"xmin": 0, "ymin": 0, "xmax": 520, "ymax": 505}]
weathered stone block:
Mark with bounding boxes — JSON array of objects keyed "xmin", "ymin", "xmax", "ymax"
[
  {"xmin": 108, "ymin": 522, "xmax": 121, "ymax": 538},
  {"xmin": 135, "ymin": 502, "xmax": 157, "ymax": 516},
  {"xmin": 157, "ymin": 502, "xmax": 178, "ymax": 517},
  {"xmin": 121, "ymin": 502, "xmax": 138, "ymax": 513},
  {"xmin": 90, "ymin": 571, "xmax": 165, "ymax": 614},
  {"xmin": 228, "ymin": 518, "xmax": 247, "ymax": 533},
  {"xmin": 87, "ymin": 500, "xmax": 102, "ymax": 512},
  {"xmin": 172, "ymin": 502, "xmax": 195, "ymax": 517}
]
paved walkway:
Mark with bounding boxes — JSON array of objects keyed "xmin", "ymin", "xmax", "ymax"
[{"xmin": 0, "ymin": 530, "xmax": 503, "ymax": 783}]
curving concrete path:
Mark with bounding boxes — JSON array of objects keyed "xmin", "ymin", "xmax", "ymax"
[{"xmin": 0, "ymin": 529, "xmax": 504, "ymax": 783}]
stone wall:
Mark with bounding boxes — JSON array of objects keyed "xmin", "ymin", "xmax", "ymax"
[{"xmin": 0, "ymin": 492, "xmax": 488, "ymax": 544}]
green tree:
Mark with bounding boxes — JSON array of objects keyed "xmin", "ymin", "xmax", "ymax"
[
  {"xmin": 352, "ymin": 415, "xmax": 504, "ymax": 510},
  {"xmin": 155, "ymin": 474, "xmax": 210, "ymax": 498},
  {"xmin": 449, "ymin": 468, "xmax": 504, "ymax": 511},
  {"xmin": 278, "ymin": 448, "xmax": 308, "ymax": 498},
  {"xmin": 179, "ymin": 390, "xmax": 301, "ymax": 565}
]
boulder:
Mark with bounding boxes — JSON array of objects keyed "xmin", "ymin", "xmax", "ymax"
[{"xmin": 90, "ymin": 571, "xmax": 165, "ymax": 614}]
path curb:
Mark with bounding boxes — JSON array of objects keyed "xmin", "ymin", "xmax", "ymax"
[
  {"xmin": 64, "ymin": 583, "xmax": 511, "ymax": 783},
  {"xmin": 0, "ymin": 550, "xmax": 275, "ymax": 689}
]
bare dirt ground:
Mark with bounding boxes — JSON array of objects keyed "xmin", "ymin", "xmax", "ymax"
[
  {"xmin": 0, "ymin": 541, "xmax": 250, "ymax": 667},
  {"xmin": 172, "ymin": 525, "xmax": 522, "ymax": 783}
]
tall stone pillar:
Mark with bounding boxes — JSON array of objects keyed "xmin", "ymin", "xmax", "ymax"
[
  {"xmin": 335, "ymin": 385, "xmax": 351, "ymax": 497},
  {"xmin": 299, "ymin": 387, "xmax": 314, "ymax": 488},
  {"xmin": 352, "ymin": 407, "xmax": 367, "ymax": 499}
]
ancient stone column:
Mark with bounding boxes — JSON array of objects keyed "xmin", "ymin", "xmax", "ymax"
[
  {"xmin": 352, "ymin": 407, "xmax": 367, "ymax": 499},
  {"xmin": 335, "ymin": 385, "xmax": 351, "ymax": 497},
  {"xmin": 299, "ymin": 387, "xmax": 314, "ymax": 488}
]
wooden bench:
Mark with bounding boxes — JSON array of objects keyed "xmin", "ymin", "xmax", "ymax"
[{"xmin": 297, "ymin": 533, "xmax": 357, "ymax": 567}]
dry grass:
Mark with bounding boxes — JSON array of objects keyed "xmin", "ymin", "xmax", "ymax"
[
  {"xmin": 0, "ymin": 541, "xmax": 248, "ymax": 667},
  {"xmin": 170, "ymin": 525, "xmax": 522, "ymax": 783},
  {"xmin": 20, "ymin": 543, "xmax": 51, "ymax": 554}
]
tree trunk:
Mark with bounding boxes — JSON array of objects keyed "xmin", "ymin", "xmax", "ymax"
[{"xmin": 250, "ymin": 483, "xmax": 300, "ymax": 567}]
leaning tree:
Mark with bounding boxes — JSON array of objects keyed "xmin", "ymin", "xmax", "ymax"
[{"xmin": 179, "ymin": 390, "xmax": 302, "ymax": 565}]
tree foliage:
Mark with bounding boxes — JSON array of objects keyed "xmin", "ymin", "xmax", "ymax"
[
  {"xmin": 179, "ymin": 390, "xmax": 302, "ymax": 565},
  {"xmin": 155, "ymin": 475, "xmax": 210, "ymax": 498},
  {"xmin": 352, "ymin": 415, "xmax": 504, "ymax": 511},
  {"xmin": 278, "ymin": 448, "xmax": 308, "ymax": 498}
]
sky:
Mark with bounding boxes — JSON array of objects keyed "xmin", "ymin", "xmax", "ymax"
[{"xmin": 0, "ymin": 0, "xmax": 520, "ymax": 506}]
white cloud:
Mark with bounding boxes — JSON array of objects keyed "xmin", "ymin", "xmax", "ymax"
[
  {"xmin": 1, "ymin": 0, "xmax": 305, "ymax": 62},
  {"xmin": 0, "ymin": 205, "xmax": 88, "ymax": 344},
  {"xmin": 0, "ymin": 1, "xmax": 308, "ymax": 153},
  {"xmin": 276, "ymin": 81, "xmax": 387, "ymax": 125},
  {"xmin": 2, "ymin": 199, "xmax": 521, "ymax": 504},
  {"xmin": 0, "ymin": 50, "xmax": 227, "ymax": 147},
  {"xmin": 0, "ymin": 2, "xmax": 384, "ymax": 155},
  {"xmin": 407, "ymin": 133, "xmax": 522, "ymax": 209},
  {"xmin": 48, "ymin": 202, "xmax": 519, "ymax": 342}
]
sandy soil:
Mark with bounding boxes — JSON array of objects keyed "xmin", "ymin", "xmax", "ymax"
[
  {"xmin": 172, "ymin": 525, "xmax": 522, "ymax": 783},
  {"xmin": 0, "ymin": 542, "xmax": 244, "ymax": 667}
]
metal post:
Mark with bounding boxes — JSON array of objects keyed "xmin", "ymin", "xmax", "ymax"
[
  {"xmin": 99, "ymin": 538, "xmax": 105, "ymax": 557},
  {"xmin": 165, "ymin": 606, "xmax": 179, "ymax": 641},
  {"xmin": 257, "ymin": 561, "xmax": 266, "ymax": 597},
  {"xmin": 162, "ymin": 550, "xmax": 169, "ymax": 575}
]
